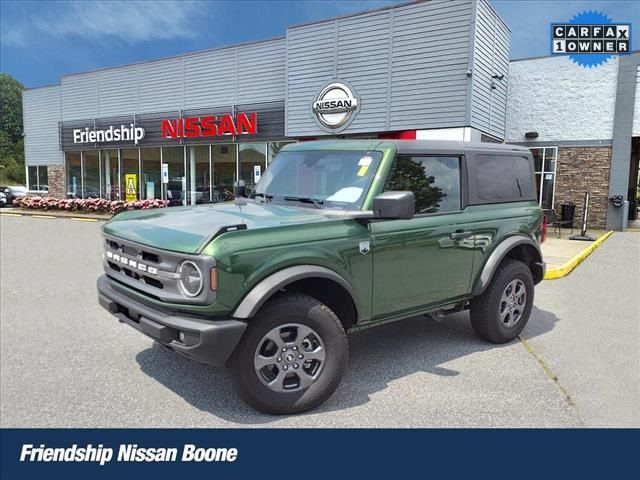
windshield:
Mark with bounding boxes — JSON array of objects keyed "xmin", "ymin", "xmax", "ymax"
[{"xmin": 254, "ymin": 149, "xmax": 383, "ymax": 210}]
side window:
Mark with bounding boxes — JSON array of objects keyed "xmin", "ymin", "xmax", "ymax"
[
  {"xmin": 384, "ymin": 156, "xmax": 461, "ymax": 214},
  {"xmin": 475, "ymin": 154, "xmax": 534, "ymax": 201}
]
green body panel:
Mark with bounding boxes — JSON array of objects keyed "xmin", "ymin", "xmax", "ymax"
[
  {"xmin": 465, "ymin": 201, "xmax": 543, "ymax": 286},
  {"xmin": 205, "ymin": 219, "xmax": 373, "ymax": 321},
  {"xmin": 101, "ymin": 139, "xmax": 543, "ymax": 330},
  {"xmin": 103, "ymin": 202, "xmax": 336, "ymax": 254},
  {"xmin": 368, "ymin": 211, "xmax": 476, "ymax": 322}
]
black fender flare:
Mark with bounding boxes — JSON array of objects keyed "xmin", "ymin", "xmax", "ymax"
[
  {"xmin": 472, "ymin": 235, "xmax": 544, "ymax": 295},
  {"xmin": 232, "ymin": 265, "xmax": 359, "ymax": 319}
]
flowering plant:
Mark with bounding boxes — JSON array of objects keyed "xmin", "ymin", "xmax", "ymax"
[{"xmin": 13, "ymin": 196, "xmax": 168, "ymax": 215}]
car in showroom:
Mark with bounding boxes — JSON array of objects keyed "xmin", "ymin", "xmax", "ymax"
[{"xmin": 97, "ymin": 140, "xmax": 545, "ymax": 414}]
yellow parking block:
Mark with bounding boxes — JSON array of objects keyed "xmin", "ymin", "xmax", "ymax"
[
  {"xmin": 0, "ymin": 213, "xmax": 23, "ymax": 217},
  {"xmin": 30, "ymin": 215, "xmax": 57, "ymax": 219},
  {"xmin": 71, "ymin": 217, "xmax": 99, "ymax": 222}
]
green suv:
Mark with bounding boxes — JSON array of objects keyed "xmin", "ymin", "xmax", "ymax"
[{"xmin": 97, "ymin": 140, "xmax": 545, "ymax": 414}]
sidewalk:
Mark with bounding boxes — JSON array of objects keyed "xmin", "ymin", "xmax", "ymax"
[
  {"xmin": 541, "ymin": 229, "xmax": 607, "ymax": 270},
  {"xmin": 0, "ymin": 207, "xmax": 110, "ymax": 221}
]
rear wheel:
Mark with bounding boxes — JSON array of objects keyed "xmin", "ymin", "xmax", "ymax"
[
  {"xmin": 230, "ymin": 293, "xmax": 348, "ymax": 414},
  {"xmin": 470, "ymin": 259, "xmax": 534, "ymax": 343}
]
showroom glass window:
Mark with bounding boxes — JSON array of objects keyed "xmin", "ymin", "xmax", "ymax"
[
  {"xmin": 212, "ymin": 144, "xmax": 236, "ymax": 202},
  {"xmin": 163, "ymin": 146, "xmax": 185, "ymax": 206},
  {"xmin": 384, "ymin": 156, "xmax": 462, "ymax": 214},
  {"xmin": 82, "ymin": 150, "xmax": 100, "ymax": 198},
  {"xmin": 27, "ymin": 166, "xmax": 48, "ymax": 192},
  {"xmin": 141, "ymin": 148, "xmax": 161, "ymax": 200},
  {"xmin": 101, "ymin": 149, "xmax": 119, "ymax": 200},
  {"xmin": 65, "ymin": 152, "xmax": 82, "ymax": 198},
  {"xmin": 120, "ymin": 149, "xmax": 139, "ymax": 202},
  {"xmin": 530, "ymin": 147, "xmax": 557, "ymax": 209},
  {"xmin": 187, "ymin": 145, "xmax": 210, "ymax": 205},
  {"xmin": 239, "ymin": 143, "xmax": 267, "ymax": 196}
]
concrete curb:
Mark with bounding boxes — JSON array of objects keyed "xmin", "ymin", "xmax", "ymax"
[
  {"xmin": 0, "ymin": 209, "xmax": 109, "ymax": 221},
  {"xmin": 544, "ymin": 231, "xmax": 614, "ymax": 280}
]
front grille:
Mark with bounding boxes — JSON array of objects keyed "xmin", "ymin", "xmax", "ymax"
[
  {"xmin": 102, "ymin": 234, "xmax": 216, "ymax": 305},
  {"xmin": 143, "ymin": 276, "xmax": 163, "ymax": 289},
  {"xmin": 106, "ymin": 239, "xmax": 161, "ymax": 265},
  {"xmin": 142, "ymin": 251, "xmax": 160, "ymax": 263}
]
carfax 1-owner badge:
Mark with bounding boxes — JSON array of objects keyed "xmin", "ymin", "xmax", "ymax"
[{"xmin": 551, "ymin": 10, "xmax": 631, "ymax": 67}]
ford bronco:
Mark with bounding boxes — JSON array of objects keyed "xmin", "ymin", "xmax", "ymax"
[{"xmin": 97, "ymin": 140, "xmax": 545, "ymax": 414}]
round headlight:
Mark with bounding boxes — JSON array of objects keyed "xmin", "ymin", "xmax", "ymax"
[{"xmin": 177, "ymin": 261, "xmax": 203, "ymax": 298}]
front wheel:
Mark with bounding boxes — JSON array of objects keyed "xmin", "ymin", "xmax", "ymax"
[
  {"xmin": 470, "ymin": 259, "xmax": 534, "ymax": 344},
  {"xmin": 230, "ymin": 293, "xmax": 348, "ymax": 414}
]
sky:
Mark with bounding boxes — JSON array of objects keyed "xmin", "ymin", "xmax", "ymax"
[{"xmin": 1, "ymin": 0, "xmax": 639, "ymax": 89}]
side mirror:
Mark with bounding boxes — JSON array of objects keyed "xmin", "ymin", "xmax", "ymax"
[{"xmin": 372, "ymin": 191, "xmax": 415, "ymax": 219}]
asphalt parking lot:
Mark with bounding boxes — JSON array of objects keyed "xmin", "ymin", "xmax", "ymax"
[{"xmin": 1, "ymin": 215, "xmax": 638, "ymax": 427}]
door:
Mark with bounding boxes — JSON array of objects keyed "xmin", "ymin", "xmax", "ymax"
[{"xmin": 370, "ymin": 155, "xmax": 475, "ymax": 319}]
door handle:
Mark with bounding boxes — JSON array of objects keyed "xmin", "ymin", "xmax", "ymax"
[{"xmin": 450, "ymin": 229, "xmax": 473, "ymax": 240}]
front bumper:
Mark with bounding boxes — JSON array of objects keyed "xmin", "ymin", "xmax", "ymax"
[{"xmin": 97, "ymin": 275, "xmax": 246, "ymax": 366}]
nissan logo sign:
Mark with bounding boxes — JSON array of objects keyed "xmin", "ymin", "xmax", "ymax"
[{"xmin": 312, "ymin": 81, "xmax": 359, "ymax": 131}]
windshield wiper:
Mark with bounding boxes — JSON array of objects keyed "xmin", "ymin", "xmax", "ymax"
[
  {"xmin": 251, "ymin": 192, "xmax": 274, "ymax": 202},
  {"xmin": 283, "ymin": 196, "xmax": 324, "ymax": 209}
]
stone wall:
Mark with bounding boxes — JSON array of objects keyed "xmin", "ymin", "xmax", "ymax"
[
  {"xmin": 46, "ymin": 164, "xmax": 65, "ymax": 199},
  {"xmin": 554, "ymin": 146, "xmax": 612, "ymax": 229}
]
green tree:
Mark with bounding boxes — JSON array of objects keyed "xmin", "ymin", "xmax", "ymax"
[{"xmin": 0, "ymin": 73, "xmax": 25, "ymax": 184}]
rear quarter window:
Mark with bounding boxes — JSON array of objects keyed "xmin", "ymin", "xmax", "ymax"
[{"xmin": 473, "ymin": 154, "xmax": 534, "ymax": 202}]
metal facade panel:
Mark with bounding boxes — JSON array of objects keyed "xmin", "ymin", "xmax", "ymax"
[
  {"xmin": 61, "ymin": 72, "xmax": 98, "ymax": 120},
  {"xmin": 184, "ymin": 48, "xmax": 237, "ymax": 108},
  {"xmin": 137, "ymin": 57, "xmax": 184, "ymax": 113},
  {"xmin": 97, "ymin": 66, "xmax": 139, "ymax": 117},
  {"xmin": 238, "ymin": 39, "xmax": 286, "ymax": 104},
  {"xmin": 470, "ymin": 0, "xmax": 510, "ymax": 139},
  {"xmin": 334, "ymin": 10, "xmax": 391, "ymax": 134},
  {"xmin": 389, "ymin": 0, "xmax": 472, "ymax": 130},
  {"xmin": 23, "ymin": 86, "xmax": 63, "ymax": 166},
  {"xmin": 286, "ymin": 0, "xmax": 474, "ymax": 137},
  {"xmin": 286, "ymin": 21, "xmax": 337, "ymax": 136}
]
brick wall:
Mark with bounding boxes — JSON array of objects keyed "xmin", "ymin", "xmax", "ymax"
[
  {"xmin": 47, "ymin": 164, "xmax": 65, "ymax": 199},
  {"xmin": 554, "ymin": 146, "xmax": 611, "ymax": 229}
]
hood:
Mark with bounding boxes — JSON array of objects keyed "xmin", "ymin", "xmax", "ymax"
[{"xmin": 102, "ymin": 201, "xmax": 338, "ymax": 254}]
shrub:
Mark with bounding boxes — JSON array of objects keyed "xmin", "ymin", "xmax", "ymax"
[{"xmin": 13, "ymin": 196, "xmax": 168, "ymax": 215}]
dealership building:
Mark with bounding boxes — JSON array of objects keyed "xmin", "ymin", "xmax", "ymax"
[{"xmin": 21, "ymin": 0, "xmax": 640, "ymax": 229}]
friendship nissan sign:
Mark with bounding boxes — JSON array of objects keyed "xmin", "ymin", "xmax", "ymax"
[
  {"xmin": 59, "ymin": 103, "xmax": 285, "ymax": 150},
  {"xmin": 161, "ymin": 112, "xmax": 257, "ymax": 139},
  {"xmin": 73, "ymin": 124, "xmax": 145, "ymax": 145}
]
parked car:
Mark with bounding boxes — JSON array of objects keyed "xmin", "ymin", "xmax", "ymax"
[
  {"xmin": 97, "ymin": 140, "xmax": 546, "ymax": 414},
  {"xmin": 0, "ymin": 191, "xmax": 7, "ymax": 207},
  {"xmin": 0, "ymin": 186, "xmax": 28, "ymax": 206}
]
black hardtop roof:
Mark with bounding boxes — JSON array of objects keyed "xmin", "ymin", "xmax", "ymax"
[
  {"xmin": 288, "ymin": 139, "xmax": 532, "ymax": 155},
  {"xmin": 391, "ymin": 139, "xmax": 532, "ymax": 155}
]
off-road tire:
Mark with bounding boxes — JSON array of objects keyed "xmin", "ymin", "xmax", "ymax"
[
  {"xmin": 230, "ymin": 293, "xmax": 348, "ymax": 414},
  {"xmin": 470, "ymin": 258, "xmax": 534, "ymax": 344}
]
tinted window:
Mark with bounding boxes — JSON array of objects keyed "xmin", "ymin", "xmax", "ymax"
[
  {"xmin": 385, "ymin": 156, "xmax": 461, "ymax": 214},
  {"xmin": 475, "ymin": 154, "xmax": 533, "ymax": 201}
]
